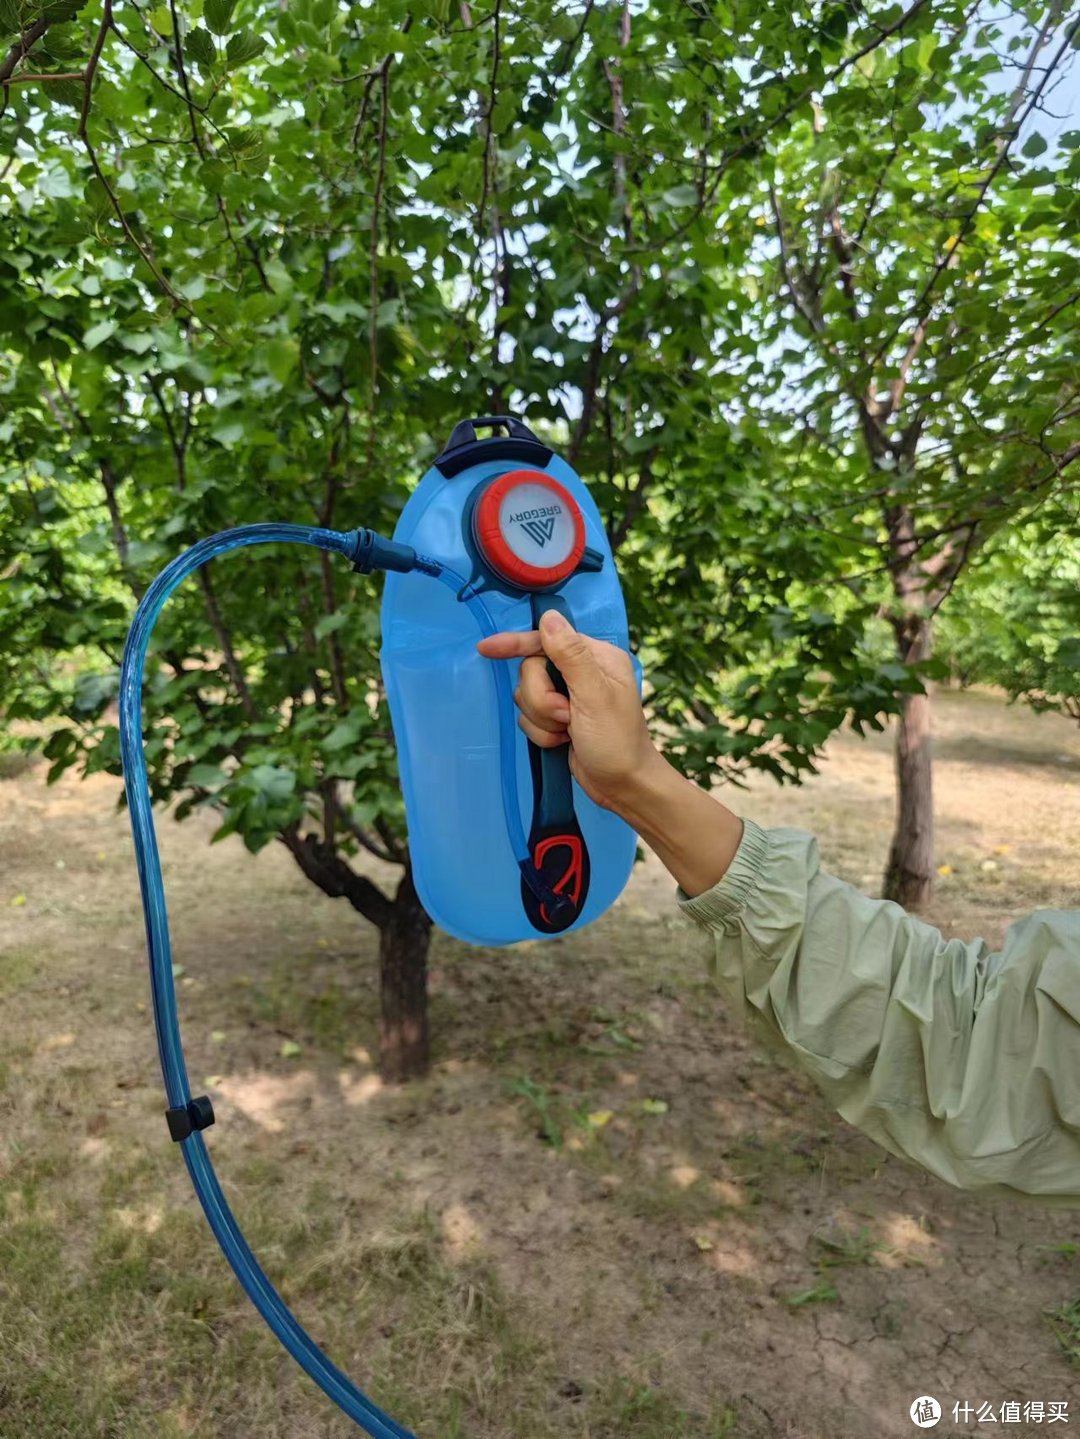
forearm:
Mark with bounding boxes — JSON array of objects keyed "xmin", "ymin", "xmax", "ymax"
[
  {"xmin": 678, "ymin": 821, "xmax": 1080, "ymax": 1199},
  {"xmin": 609, "ymin": 751, "xmax": 744, "ymax": 898}
]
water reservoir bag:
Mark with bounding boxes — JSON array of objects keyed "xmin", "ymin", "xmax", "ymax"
[{"xmin": 380, "ymin": 416, "xmax": 641, "ymax": 946}]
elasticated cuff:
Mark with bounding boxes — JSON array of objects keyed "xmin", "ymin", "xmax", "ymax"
[{"xmin": 677, "ymin": 817, "xmax": 772, "ymax": 929}]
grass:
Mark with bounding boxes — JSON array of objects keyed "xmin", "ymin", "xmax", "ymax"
[
  {"xmin": 243, "ymin": 961, "xmax": 373, "ymax": 1056},
  {"xmin": 785, "ymin": 1283, "xmax": 840, "ymax": 1308},
  {"xmin": 1037, "ymin": 1242, "xmax": 1080, "ymax": 1263},
  {"xmin": 0, "ymin": 947, "xmax": 37, "ymax": 997},
  {"xmin": 507, "ymin": 1074, "xmax": 572, "ymax": 1149},
  {"xmin": 811, "ymin": 1223, "xmax": 881, "ymax": 1270},
  {"xmin": 591, "ymin": 1379, "xmax": 740, "ymax": 1437},
  {"xmin": 5, "ymin": 688, "xmax": 1080, "ymax": 1437},
  {"xmin": 611, "ymin": 1165, "xmax": 747, "ymax": 1225},
  {"xmin": 1047, "ymin": 1296, "xmax": 1080, "ymax": 1370},
  {"xmin": 0, "ymin": 1143, "xmax": 752, "ymax": 1438}
]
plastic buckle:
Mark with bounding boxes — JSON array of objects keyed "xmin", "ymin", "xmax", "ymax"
[{"xmin": 165, "ymin": 1094, "xmax": 216, "ymax": 1142}]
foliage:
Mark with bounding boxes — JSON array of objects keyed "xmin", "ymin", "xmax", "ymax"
[
  {"xmin": 732, "ymin": 0, "xmax": 1080, "ymax": 611},
  {"xmin": 937, "ymin": 516, "xmax": 1080, "ymax": 720},
  {"xmin": 698, "ymin": 0, "xmax": 1080, "ymax": 899},
  {"xmin": 1, "ymin": 0, "xmax": 1078, "ymax": 919}
]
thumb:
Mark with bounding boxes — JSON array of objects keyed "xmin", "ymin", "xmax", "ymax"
[{"xmin": 538, "ymin": 609, "xmax": 600, "ymax": 694}]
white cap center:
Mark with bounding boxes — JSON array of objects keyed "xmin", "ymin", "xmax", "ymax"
[{"xmin": 497, "ymin": 481, "xmax": 577, "ymax": 568}]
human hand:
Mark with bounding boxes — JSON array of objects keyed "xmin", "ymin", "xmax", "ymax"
[{"xmin": 476, "ymin": 609, "xmax": 660, "ymax": 812}]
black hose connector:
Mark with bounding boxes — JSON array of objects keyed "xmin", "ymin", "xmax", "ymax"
[
  {"xmin": 348, "ymin": 528, "xmax": 443, "ymax": 578},
  {"xmin": 350, "ymin": 528, "xmax": 420, "ymax": 575},
  {"xmin": 166, "ymin": 1094, "xmax": 215, "ymax": 1142}
]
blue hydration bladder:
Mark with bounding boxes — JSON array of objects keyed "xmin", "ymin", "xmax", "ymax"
[
  {"xmin": 381, "ymin": 415, "xmax": 641, "ymax": 946},
  {"xmin": 118, "ymin": 415, "xmax": 641, "ymax": 1436}
]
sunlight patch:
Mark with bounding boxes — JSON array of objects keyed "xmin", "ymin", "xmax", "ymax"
[
  {"xmin": 441, "ymin": 1202, "xmax": 482, "ymax": 1256},
  {"xmin": 216, "ymin": 1070, "xmax": 316, "ymax": 1132},
  {"xmin": 114, "ymin": 1203, "xmax": 164, "ymax": 1236},
  {"xmin": 338, "ymin": 1070, "xmax": 383, "ymax": 1107},
  {"xmin": 37, "ymin": 1030, "xmax": 76, "ymax": 1053}
]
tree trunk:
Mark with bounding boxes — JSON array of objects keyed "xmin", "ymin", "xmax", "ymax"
[
  {"xmin": 883, "ymin": 613, "xmax": 935, "ymax": 910},
  {"xmin": 378, "ymin": 865, "xmax": 432, "ymax": 1083}
]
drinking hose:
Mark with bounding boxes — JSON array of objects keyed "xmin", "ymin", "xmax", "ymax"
[{"xmin": 118, "ymin": 521, "xmax": 571, "ymax": 1436}]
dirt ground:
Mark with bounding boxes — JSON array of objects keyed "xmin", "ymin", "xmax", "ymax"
[{"xmin": 1, "ymin": 685, "xmax": 1079, "ymax": 1439}]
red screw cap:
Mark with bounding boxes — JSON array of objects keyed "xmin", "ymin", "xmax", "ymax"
[{"xmin": 473, "ymin": 469, "xmax": 586, "ymax": 590}]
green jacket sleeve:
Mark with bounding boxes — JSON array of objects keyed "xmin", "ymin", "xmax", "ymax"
[{"xmin": 679, "ymin": 819, "xmax": 1080, "ymax": 1200}]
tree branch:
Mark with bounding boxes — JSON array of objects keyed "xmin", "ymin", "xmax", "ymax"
[
  {"xmin": 364, "ymin": 50, "xmax": 393, "ymax": 474},
  {"xmin": 0, "ymin": 18, "xmax": 50, "ymax": 86},
  {"xmin": 279, "ymin": 826, "xmax": 394, "ymax": 929},
  {"xmin": 607, "ymin": 451, "xmax": 656, "ymax": 553},
  {"xmin": 77, "ymin": 0, "xmax": 187, "ymax": 310},
  {"xmin": 827, "ymin": 207, "xmax": 860, "ymax": 323},
  {"xmin": 341, "ymin": 809, "xmax": 398, "ymax": 865},
  {"xmin": 5, "ymin": 69, "xmax": 85, "ymax": 84},
  {"xmin": 99, "ymin": 459, "xmax": 144, "ymax": 597},
  {"xmin": 874, "ymin": 7, "xmax": 1078, "ymax": 366},
  {"xmin": 566, "ymin": 4, "xmax": 638, "ymax": 466},
  {"xmin": 199, "ymin": 566, "xmax": 260, "ymax": 719},
  {"xmin": 624, "ymin": 0, "xmax": 932, "ymax": 256}
]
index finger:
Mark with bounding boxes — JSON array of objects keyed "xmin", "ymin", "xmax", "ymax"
[{"xmin": 476, "ymin": 629, "xmax": 545, "ymax": 660}]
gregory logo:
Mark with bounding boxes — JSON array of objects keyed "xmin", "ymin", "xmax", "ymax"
[
  {"xmin": 507, "ymin": 503, "xmax": 563, "ymax": 548},
  {"xmin": 521, "ymin": 516, "xmax": 557, "ymax": 547}
]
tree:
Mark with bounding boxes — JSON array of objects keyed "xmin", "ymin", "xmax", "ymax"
[
  {"xmin": 937, "ymin": 514, "xmax": 1080, "ymax": 722},
  {"xmin": 737, "ymin": 0, "xmax": 1080, "ymax": 905},
  {"xmin": 6, "ymin": 0, "xmax": 1071, "ymax": 1082}
]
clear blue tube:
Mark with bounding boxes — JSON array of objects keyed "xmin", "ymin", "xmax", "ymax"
[
  {"xmin": 118, "ymin": 526, "xmax": 551, "ymax": 1436},
  {"xmin": 119, "ymin": 524, "xmax": 416, "ymax": 1439}
]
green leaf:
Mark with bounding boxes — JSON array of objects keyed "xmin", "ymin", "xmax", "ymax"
[
  {"xmin": 225, "ymin": 125, "xmax": 266, "ymax": 169},
  {"xmin": 225, "ymin": 27, "xmax": 266, "ymax": 67},
  {"xmin": 322, "ymin": 717, "xmax": 364, "ymax": 752},
  {"xmin": 786, "ymin": 1283, "xmax": 838, "ymax": 1307},
  {"xmin": 279, "ymin": 1039, "xmax": 303, "ymax": 1058},
  {"xmin": 83, "ymin": 177, "xmax": 113, "ymax": 219},
  {"xmin": 119, "ymin": 330, "xmax": 156, "ymax": 355},
  {"xmin": 490, "ymin": 89, "xmax": 517, "ymax": 133},
  {"xmin": 83, "ymin": 320, "xmax": 117, "ymax": 350},
  {"xmin": 248, "ymin": 764, "xmax": 295, "ymax": 801},
  {"xmin": 262, "ymin": 336, "xmax": 298, "ymax": 383},
  {"xmin": 178, "ymin": 274, "xmax": 207, "ymax": 301},
  {"xmin": 188, "ymin": 762, "xmax": 229, "ymax": 788},
  {"xmin": 1022, "ymin": 131, "xmax": 1048, "ymax": 158},
  {"xmin": 314, "ymin": 611, "xmax": 349, "ymax": 639},
  {"xmin": 915, "ymin": 31, "xmax": 937, "ymax": 71},
  {"xmin": 41, "ymin": 0, "xmax": 88, "ymax": 18},
  {"xmin": 663, "ymin": 184, "xmax": 700, "ymax": 209},
  {"xmin": 204, "ymin": 0, "xmax": 236, "ymax": 35},
  {"xmin": 186, "ymin": 26, "xmax": 216, "ymax": 67}
]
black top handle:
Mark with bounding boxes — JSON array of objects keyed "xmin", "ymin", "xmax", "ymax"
[{"xmin": 434, "ymin": 414, "xmax": 552, "ymax": 478}]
